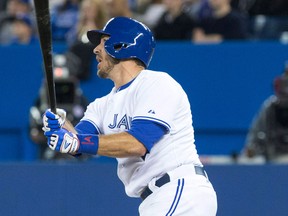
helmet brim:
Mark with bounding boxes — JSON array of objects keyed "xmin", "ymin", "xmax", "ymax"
[{"xmin": 87, "ymin": 30, "xmax": 110, "ymax": 46}]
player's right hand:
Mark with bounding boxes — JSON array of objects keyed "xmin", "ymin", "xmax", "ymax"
[
  {"xmin": 42, "ymin": 108, "xmax": 66, "ymax": 132},
  {"xmin": 44, "ymin": 128, "xmax": 79, "ymax": 154}
]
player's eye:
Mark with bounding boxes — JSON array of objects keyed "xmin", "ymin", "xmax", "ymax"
[{"xmin": 102, "ymin": 35, "xmax": 110, "ymax": 42}]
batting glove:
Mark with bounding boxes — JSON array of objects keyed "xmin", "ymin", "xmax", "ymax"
[
  {"xmin": 42, "ymin": 108, "xmax": 66, "ymax": 132},
  {"xmin": 44, "ymin": 129, "xmax": 99, "ymax": 155},
  {"xmin": 45, "ymin": 128, "xmax": 80, "ymax": 154}
]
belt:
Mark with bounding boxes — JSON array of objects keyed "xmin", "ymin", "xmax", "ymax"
[{"xmin": 140, "ymin": 166, "xmax": 206, "ymax": 201}]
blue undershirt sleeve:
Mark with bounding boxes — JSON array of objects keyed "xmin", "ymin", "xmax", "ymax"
[
  {"xmin": 127, "ymin": 119, "xmax": 168, "ymax": 152},
  {"xmin": 75, "ymin": 120, "xmax": 99, "ymax": 135}
]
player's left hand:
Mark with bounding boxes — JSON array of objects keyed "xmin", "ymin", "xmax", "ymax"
[
  {"xmin": 44, "ymin": 128, "xmax": 80, "ymax": 154},
  {"xmin": 42, "ymin": 108, "xmax": 66, "ymax": 132}
]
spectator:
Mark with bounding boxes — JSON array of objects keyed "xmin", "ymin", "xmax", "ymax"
[
  {"xmin": 0, "ymin": 0, "xmax": 34, "ymax": 44},
  {"xmin": 242, "ymin": 62, "xmax": 288, "ymax": 162},
  {"xmin": 65, "ymin": 0, "xmax": 109, "ymax": 80},
  {"xmin": 105, "ymin": 0, "xmax": 133, "ymax": 18},
  {"xmin": 192, "ymin": 0, "xmax": 248, "ymax": 43},
  {"xmin": 10, "ymin": 14, "xmax": 37, "ymax": 45},
  {"xmin": 193, "ymin": 0, "xmax": 214, "ymax": 20},
  {"xmin": 67, "ymin": 0, "xmax": 108, "ymax": 45},
  {"xmin": 134, "ymin": 0, "xmax": 166, "ymax": 29},
  {"xmin": 152, "ymin": 0, "xmax": 196, "ymax": 40},
  {"xmin": 50, "ymin": 0, "xmax": 80, "ymax": 42},
  {"xmin": 240, "ymin": 0, "xmax": 288, "ymax": 40},
  {"xmin": 132, "ymin": 0, "xmax": 152, "ymax": 13},
  {"xmin": 183, "ymin": 0, "xmax": 208, "ymax": 21},
  {"xmin": 5, "ymin": 0, "xmax": 31, "ymax": 16},
  {"xmin": 243, "ymin": 0, "xmax": 288, "ymax": 16}
]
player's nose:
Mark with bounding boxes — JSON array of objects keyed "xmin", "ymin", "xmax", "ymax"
[{"xmin": 93, "ymin": 47, "xmax": 99, "ymax": 55}]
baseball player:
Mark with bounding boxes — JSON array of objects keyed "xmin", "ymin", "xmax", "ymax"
[{"xmin": 43, "ymin": 17, "xmax": 217, "ymax": 215}]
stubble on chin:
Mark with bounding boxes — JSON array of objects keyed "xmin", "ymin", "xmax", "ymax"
[
  {"xmin": 97, "ymin": 55, "xmax": 117, "ymax": 79},
  {"xmin": 97, "ymin": 69, "xmax": 108, "ymax": 79}
]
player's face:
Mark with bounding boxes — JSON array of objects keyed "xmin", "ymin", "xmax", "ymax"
[{"xmin": 94, "ymin": 36, "xmax": 115, "ymax": 79}]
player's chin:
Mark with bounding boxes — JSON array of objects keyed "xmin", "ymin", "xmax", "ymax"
[{"xmin": 97, "ymin": 69, "xmax": 108, "ymax": 79}]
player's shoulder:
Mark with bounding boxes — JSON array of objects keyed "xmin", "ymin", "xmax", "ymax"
[
  {"xmin": 139, "ymin": 69, "xmax": 176, "ymax": 84},
  {"xmin": 136, "ymin": 70, "xmax": 183, "ymax": 95},
  {"xmin": 140, "ymin": 69, "xmax": 170, "ymax": 77}
]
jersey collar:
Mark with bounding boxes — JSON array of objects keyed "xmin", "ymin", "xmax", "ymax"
[{"xmin": 115, "ymin": 77, "xmax": 136, "ymax": 93}]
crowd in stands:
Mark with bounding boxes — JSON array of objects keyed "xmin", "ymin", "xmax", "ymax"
[
  {"xmin": 0, "ymin": 0, "xmax": 36, "ymax": 45},
  {"xmin": 0, "ymin": 0, "xmax": 288, "ymax": 46}
]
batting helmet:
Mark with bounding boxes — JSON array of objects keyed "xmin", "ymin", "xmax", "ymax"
[{"xmin": 87, "ymin": 16, "xmax": 156, "ymax": 68}]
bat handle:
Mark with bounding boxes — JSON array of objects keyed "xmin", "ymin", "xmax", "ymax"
[
  {"xmin": 51, "ymin": 104, "xmax": 57, "ymax": 114},
  {"xmin": 46, "ymin": 76, "xmax": 57, "ymax": 113}
]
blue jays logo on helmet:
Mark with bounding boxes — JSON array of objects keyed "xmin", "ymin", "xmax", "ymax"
[{"xmin": 87, "ymin": 17, "xmax": 156, "ymax": 68}]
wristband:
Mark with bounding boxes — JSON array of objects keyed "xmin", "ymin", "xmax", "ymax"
[{"xmin": 77, "ymin": 134, "xmax": 99, "ymax": 155}]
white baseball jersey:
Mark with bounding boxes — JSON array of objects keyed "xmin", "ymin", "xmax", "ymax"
[{"xmin": 81, "ymin": 70, "xmax": 203, "ymax": 197}]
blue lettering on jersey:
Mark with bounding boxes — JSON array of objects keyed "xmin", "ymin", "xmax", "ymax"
[
  {"xmin": 117, "ymin": 114, "xmax": 129, "ymax": 129},
  {"xmin": 148, "ymin": 110, "xmax": 155, "ymax": 114},
  {"xmin": 108, "ymin": 114, "xmax": 118, "ymax": 129},
  {"xmin": 108, "ymin": 114, "xmax": 132, "ymax": 130}
]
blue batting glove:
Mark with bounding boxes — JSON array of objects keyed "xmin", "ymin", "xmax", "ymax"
[
  {"xmin": 44, "ymin": 129, "xmax": 99, "ymax": 155},
  {"xmin": 42, "ymin": 108, "xmax": 66, "ymax": 132},
  {"xmin": 45, "ymin": 128, "xmax": 80, "ymax": 154}
]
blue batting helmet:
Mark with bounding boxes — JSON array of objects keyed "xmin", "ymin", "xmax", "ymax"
[{"xmin": 87, "ymin": 17, "xmax": 156, "ymax": 68}]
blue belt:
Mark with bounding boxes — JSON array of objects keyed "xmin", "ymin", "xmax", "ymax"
[{"xmin": 140, "ymin": 166, "xmax": 206, "ymax": 201}]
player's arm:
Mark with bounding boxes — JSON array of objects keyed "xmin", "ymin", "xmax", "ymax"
[
  {"xmin": 98, "ymin": 132, "xmax": 146, "ymax": 157},
  {"xmin": 45, "ymin": 122, "xmax": 165, "ymax": 157},
  {"xmin": 73, "ymin": 120, "xmax": 147, "ymax": 157},
  {"xmin": 45, "ymin": 128, "xmax": 147, "ymax": 157},
  {"xmin": 63, "ymin": 121, "xmax": 77, "ymax": 134},
  {"xmin": 43, "ymin": 110, "xmax": 166, "ymax": 157},
  {"xmin": 71, "ymin": 119, "xmax": 148, "ymax": 157},
  {"xmin": 192, "ymin": 28, "xmax": 222, "ymax": 43},
  {"xmin": 97, "ymin": 119, "xmax": 167, "ymax": 157}
]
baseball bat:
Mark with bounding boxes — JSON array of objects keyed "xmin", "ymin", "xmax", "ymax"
[{"xmin": 33, "ymin": 0, "xmax": 57, "ymax": 113}]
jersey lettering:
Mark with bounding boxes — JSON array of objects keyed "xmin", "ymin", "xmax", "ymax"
[
  {"xmin": 108, "ymin": 114, "xmax": 118, "ymax": 129},
  {"xmin": 108, "ymin": 114, "xmax": 132, "ymax": 130}
]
